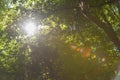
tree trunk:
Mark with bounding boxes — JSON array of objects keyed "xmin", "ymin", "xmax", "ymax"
[{"xmin": 79, "ymin": 0, "xmax": 120, "ymax": 51}]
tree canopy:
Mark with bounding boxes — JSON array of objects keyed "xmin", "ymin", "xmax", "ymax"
[{"xmin": 0, "ymin": 0, "xmax": 120, "ymax": 80}]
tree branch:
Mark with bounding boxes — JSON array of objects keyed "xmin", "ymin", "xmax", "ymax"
[{"xmin": 79, "ymin": 0, "xmax": 120, "ymax": 51}]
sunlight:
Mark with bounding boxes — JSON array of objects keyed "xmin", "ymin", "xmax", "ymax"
[
  {"xmin": 114, "ymin": 70, "xmax": 120, "ymax": 80},
  {"xmin": 114, "ymin": 67, "xmax": 120, "ymax": 80},
  {"xmin": 24, "ymin": 21, "xmax": 37, "ymax": 36}
]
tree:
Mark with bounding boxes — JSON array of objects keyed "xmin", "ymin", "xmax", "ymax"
[{"xmin": 0, "ymin": 0, "xmax": 120, "ymax": 80}]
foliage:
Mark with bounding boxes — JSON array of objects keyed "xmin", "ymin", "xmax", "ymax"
[{"xmin": 0, "ymin": 0, "xmax": 120, "ymax": 80}]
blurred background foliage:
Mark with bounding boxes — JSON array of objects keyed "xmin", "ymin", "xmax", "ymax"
[{"xmin": 0, "ymin": 0, "xmax": 120, "ymax": 80}]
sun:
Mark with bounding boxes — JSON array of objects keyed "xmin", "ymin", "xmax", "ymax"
[{"xmin": 24, "ymin": 21, "xmax": 37, "ymax": 36}]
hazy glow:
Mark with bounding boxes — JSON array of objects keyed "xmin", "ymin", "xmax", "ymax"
[
  {"xmin": 24, "ymin": 22, "xmax": 36, "ymax": 36},
  {"xmin": 114, "ymin": 71, "xmax": 120, "ymax": 80}
]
